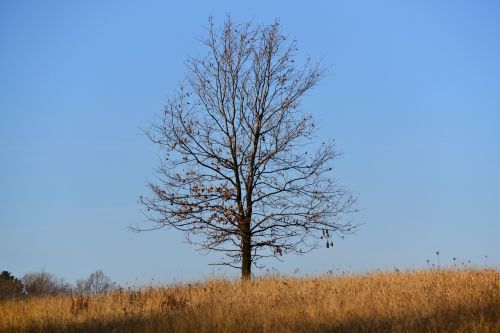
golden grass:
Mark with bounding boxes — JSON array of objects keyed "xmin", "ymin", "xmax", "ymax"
[{"xmin": 0, "ymin": 269, "xmax": 498, "ymax": 333}]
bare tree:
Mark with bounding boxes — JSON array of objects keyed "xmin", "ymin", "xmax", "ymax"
[
  {"xmin": 76, "ymin": 270, "xmax": 114, "ymax": 295},
  {"xmin": 138, "ymin": 16, "xmax": 356, "ymax": 279},
  {"xmin": 22, "ymin": 271, "xmax": 71, "ymax": 296}
]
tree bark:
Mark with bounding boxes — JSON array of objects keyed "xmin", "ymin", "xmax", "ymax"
[{"xmin": 241, "ymin": 222, "xmax": 252, "ymax": 279}]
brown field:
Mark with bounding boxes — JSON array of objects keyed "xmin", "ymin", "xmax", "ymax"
[{"xmin": 0, "ymin": 269, "xmax": 498, "ymax": 333}]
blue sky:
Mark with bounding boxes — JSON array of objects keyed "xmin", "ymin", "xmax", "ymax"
[{"xmin": 1, "ymin": 0, "xmax": 499, "ymax": 284}]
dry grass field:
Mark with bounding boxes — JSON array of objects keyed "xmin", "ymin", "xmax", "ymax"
[{"xmin": 0, "ymin": 269, "xmax": 498, "ymax": 333}]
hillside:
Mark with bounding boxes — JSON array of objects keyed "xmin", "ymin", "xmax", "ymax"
[{"xmin": 0, "ymin": 269, "xmax": 498, "ymax": 332}]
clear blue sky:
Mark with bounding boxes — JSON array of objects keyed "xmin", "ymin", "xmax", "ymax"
[{"xmin": 1, "ymin": 0, "xmax": 499, "ymax": 285}]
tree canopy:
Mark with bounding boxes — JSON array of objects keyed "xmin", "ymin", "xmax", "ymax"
[{"xmin": 139, "ymin": 17, "xmax": 356, "ymax": 278}]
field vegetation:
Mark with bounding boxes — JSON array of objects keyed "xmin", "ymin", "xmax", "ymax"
[{"xmin": 0, "ymin": 269, "xmax": 498, "ymax": 333}]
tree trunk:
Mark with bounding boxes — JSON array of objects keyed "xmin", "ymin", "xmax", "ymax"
[{"xmin": 241, "ymin": 224, "xmax": 252, "ymax": 280}]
